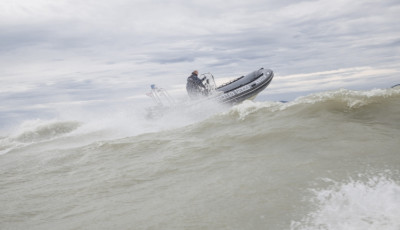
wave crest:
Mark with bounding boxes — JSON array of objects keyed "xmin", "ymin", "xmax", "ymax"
[
  {"xmin": 223, "ymin": 88, "xmax": 400, "ymax": 120},
  {"xmin": 0, "ymin": 120, "xmax": 81, "ymax": 155},
  {"xmin": 13, "ymin": 120, "xmax": 81, "ymax": 143}
]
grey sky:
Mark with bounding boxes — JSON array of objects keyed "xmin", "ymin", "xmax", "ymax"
[{"xmin": 1, "ymin": 0, "xmax": 400, "ymax": 129}]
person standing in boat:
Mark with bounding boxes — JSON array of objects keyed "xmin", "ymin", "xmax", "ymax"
[{"xmin": 186, "ymin": 70, "xmax": 207, "ymax": 99}]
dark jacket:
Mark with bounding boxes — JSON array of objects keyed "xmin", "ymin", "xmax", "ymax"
[{"xmin": 186, "ymin": 73, "xmax": 206, "ymax": 99}]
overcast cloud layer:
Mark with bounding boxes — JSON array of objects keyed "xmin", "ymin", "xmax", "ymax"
[{"xmin": 1, "ymin": 0, "xmax": 400, "ymax": 129}]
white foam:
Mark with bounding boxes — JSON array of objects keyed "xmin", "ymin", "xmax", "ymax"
[{"xmin": 291, "ymin": 173, "xmax": 400, "ymax": 230}]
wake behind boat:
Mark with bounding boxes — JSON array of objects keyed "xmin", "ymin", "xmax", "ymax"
[{"xmin": 146, "ymin": 68, "xmax": 274, "ymax": 118}]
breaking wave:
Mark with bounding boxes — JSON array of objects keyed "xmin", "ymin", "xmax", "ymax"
[
  {"xmin": 0, "ymin": 120, "xmax": 81, "ymax": 155},
  {"xmin": 291, "ymin": 172, "xmax": 400, "ymax": 230},
  {"xmin": 1, "ymin": 87, "xmax": 399, "ymax": 155}
]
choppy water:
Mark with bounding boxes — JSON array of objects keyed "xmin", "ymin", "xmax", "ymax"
[{"xmin": 1, "ymin": 88, "xmax": 400, "ymax": 230}]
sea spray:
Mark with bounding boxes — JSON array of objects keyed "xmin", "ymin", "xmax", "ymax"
[{"xmin": 291, "ymin": 172, "xmax": 400, "ymax": 230}]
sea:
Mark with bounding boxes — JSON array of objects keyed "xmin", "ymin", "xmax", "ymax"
[{"xmin": 1, "ymin": 87, "xmax": 400, "ymax": 230}]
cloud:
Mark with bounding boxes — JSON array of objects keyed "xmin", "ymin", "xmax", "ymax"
[
  {"xmin": 2, "ymin": 0, "xmax": 399, "ymax": 73},
  {"xmin": 262, "ymin": 66, "xmax": 400, "ymax": 100},
  {"xmin": 1, "ymin": 0, "xmax": 400, "ymax": 127}
]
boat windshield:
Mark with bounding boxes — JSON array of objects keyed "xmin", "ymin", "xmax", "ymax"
[{"xmin": 200, "ymin": 73, "xmax": 217, "ymax": 92}]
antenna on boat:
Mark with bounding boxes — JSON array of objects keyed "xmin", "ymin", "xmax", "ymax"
[{"xmin": 146, "ymin": 84, "xmax": 175, "ymax": 106}]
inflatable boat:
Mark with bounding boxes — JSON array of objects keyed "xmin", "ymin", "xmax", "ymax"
[
  {"xmin": 206, "ymin": 68, "xmax": 274, "ymax": 104},
  {"xmin": 392, "ymin": 84, "xmax": 400, "ymax": 89},
  {"xmin": 146, "ymin": 68, "xmax": 274, "ymax": 118}
]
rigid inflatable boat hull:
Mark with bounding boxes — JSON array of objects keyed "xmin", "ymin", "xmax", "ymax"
[{"xmin": 213, "ymin": 68, "xmax": 274, "ymax": 104}]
